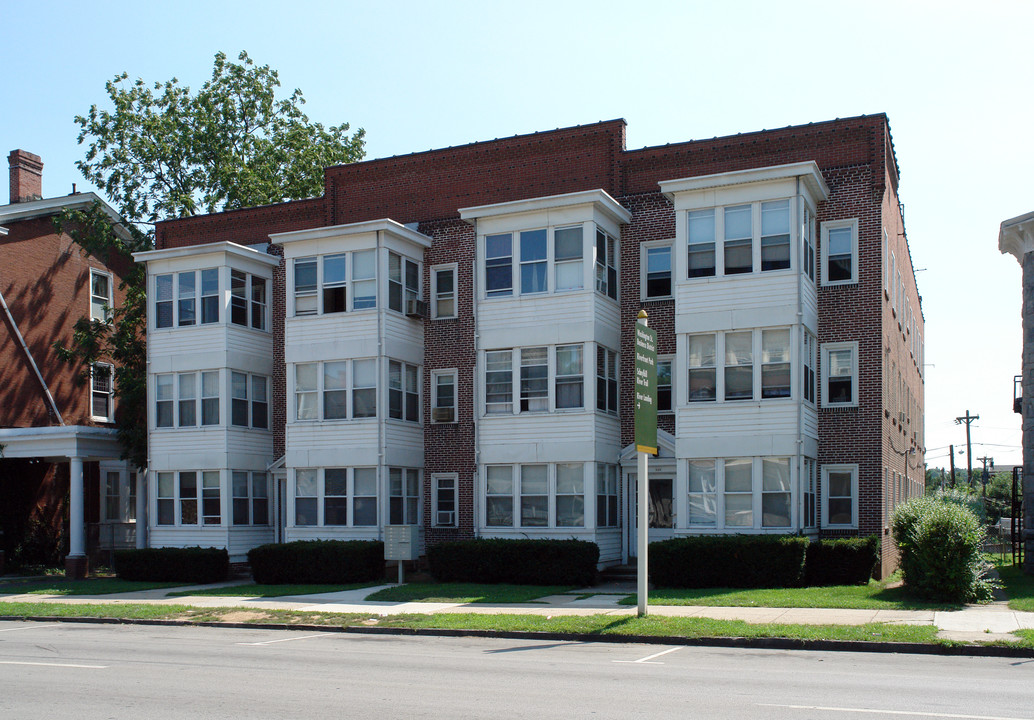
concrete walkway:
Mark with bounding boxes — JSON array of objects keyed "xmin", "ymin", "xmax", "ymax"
[{"xmin": 3, "ymin": 581, "xmax": 1034, "ymax": 643}]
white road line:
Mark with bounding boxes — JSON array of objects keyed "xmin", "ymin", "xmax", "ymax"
[
  {"xmin": 0, "ymin": 623, "xmax": 60, "ymax": 632},
  {"xmin": 0, "ymin": 660, "xmax": 107, "ymax": 669},
  {"xmin": 236, "ymin": 633, "xmax": 332, "ymax": 646},
  {"xmin": 613, "ymin": 646, "xmax": 684, "ymax": 664},
  {"xmin": 759, "ymin": 704, "xmax": 1032, "ymax": 720}
]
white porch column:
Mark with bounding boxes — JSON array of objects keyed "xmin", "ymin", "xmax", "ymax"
[
  {"xmin": 65, "ymin": 455, "xmax": 88, "ymax": 578},
  {"xmin": 135, "ymin": 469, "xmax": 147, "ymax": 549}
]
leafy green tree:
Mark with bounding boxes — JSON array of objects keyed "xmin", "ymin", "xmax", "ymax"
[{"xmin": 56, "ymin": 51, "xmax": 365, "ymax": 467}]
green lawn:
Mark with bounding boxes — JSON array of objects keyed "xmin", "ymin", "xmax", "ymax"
[
  {"xmin": 995, "ymin": 563, "xmax": 1034, "ymax": 612},
  {"xmin": 168, "ymin": 582, "xmax": 382, "ymax": 598},
  {"xmin": 364, "ymin": 582, "xmax": 575, "ymax": 603},
  {"xmin": 618, "ymin": 576, "xmax": 959, "ymax": 611},
  {"xmin": 0, "ymin": 578, "xmax": 183, "ymax": 596}
]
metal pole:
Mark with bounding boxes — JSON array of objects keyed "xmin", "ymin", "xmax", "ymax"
[{"xmin": 636, "ymin": 313, "xmax": 649, "ymax": 617}]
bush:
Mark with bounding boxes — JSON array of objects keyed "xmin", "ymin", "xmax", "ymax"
[
  {"xmin": 9, "ymin": 518, "xmax": 65, "ymax": 570},
  {"xmin": 248, "ymin": 540, "xmax": 384, "ymax": 584},
  {"xmin": 650, "ymin": 535, "xmax": 808, "ymax": 588},
  {"xmin": 935, "ymin": 487, "xmax": 987, "ymax": 523},
  {"xmin": 892, "ymin": 495, "xmax": 994, "ymax": 603},
  {"xmin": 427, "ymin": 539, "xmax": 599, "ymax": 586},
  {"xmin": 115, "ymin": 547, "xmax": 228, "ymax": 584},
  {"xmin": 803, "ymin": 536, "xmax": 880, "ymax": 586}
]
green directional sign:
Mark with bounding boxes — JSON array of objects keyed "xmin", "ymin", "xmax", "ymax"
[{"xmin": 634, "ymin": 320, "xmax": 658, "ymax": 455}]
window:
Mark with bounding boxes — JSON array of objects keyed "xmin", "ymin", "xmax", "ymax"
[
  {"xmin": 643, "ymin": 243, "xmax": 672, "ymax": 299},
  {"xmin": 249, "ymin": 274, "xmax": 267, "ymax": 330},
  {"xmin": 177, "ymin": 271, "xmax": 196, "ymax": 326},
  {"xmin": 232, "ymin": 471, "xmax": 268, "ymax": 525},
  {"xmin": 760, "ymin": 200, "xmax": 790, "ymax": 271},
  {"xmin": 432, "ymin": 370, "xmax": 457, "ymax": 423},
  {"xmin": 485, "ymin": 351, "xmax": 513, "ymax": 415},
  {"xmin": 761, "ymin": 458, "xmax": 791, "ymax": 527},
  {"xmin": 201, "ymin": 371, "xmax": 219, "ymax": 425},
  {"xmin": 687, "ymin": 459, "xmax": 716, "ymax": 526},
  {"xmin": 91, "ymin": 363, "xmax": 113, "ymax": 421},
  {"xmin": 295, "ymin": 469, "xmax": 317, "ymax": 526},
  {"xmin": 156, "ymin": 374, "xmax": 174, "ymax": 427},
  {"xmin": 724, "ymin": 331, "xmax": 753, "ymax": 401},
  {"xmin": 554, "ymin": 226, "xmax": 583, "ymax": 291},
  {"xmin": 890, "ymin": 251, "xmax": 898, "ymax": 313},
  {"xmin": 595, "ymin": 228, "xmax": 617, "ymax": 299},
  {"xmin": 155, "ymin": 274, "xmax": 173, "ymax": 328},
  {"xmin": 520, "ymin": 347, "xmax": 548, "ymax": 411},
  {"xmin": 324, "ymin": 468, "xmax": 349, "ymax": 525},
  {"xmin": 296, "ymin": 251, "xmax": 375, "ymax": 315},
  {"xmin": 596, "ymin": 464, "xmax": 619, "ymax": 528},
  {"xmin": 823, "ymin": 464, "xmax": 858, "ymax": 528},
  {"xmin": 433, "ymin": 474, "xmax": 457, "ymax": 527},
  {"xmin": 201, "ymin": 471, "xmax": 221, "ymax": 525},
  {"xmin": 179, "ymin": 471, "xmax": 198, "ymax": 524},
  {"xmin": 520, "ymin": 229, "xmax": 547, "ymax": 295},
  {"xmin": 520, "ymin": 465, "xmax": 548, "ymax": 527},
  {"xmin": 555, "ymin": 345, "xmax": 583, "ymax": 409},
  {"xmin": 802, "ymin": 206, "xmax": 815, "ymax": 282},
  {"xmin": 127, "ymin": 472, "xmax": 137, "ymax": 521},
  {"xmin": 296, "ymin": 467, "xmax": 378, "ymax": 527},
  {"xmin": 230, "ymin": 372, "xmax": 268, "ymax": 428},
  {"xmin": 882, "ymin": 228, "xmax": 890, "ymax": 297},
  {"xmin": 486, "ymin": 465, "xmax": 514, "ymax": 526},
  {"xmin": 294, "ymin": 257, "xmax": 318, "ymax": 315},
  {"xmin": 687, "ymin": 209, "xmax": 716, "ymax": 278},
  {"xmin": 322, "ymin": 254, "xmax": 347, "ymax": 314},
  {"xmin": 687, "ymin": 334, "xmax": 716, "ymax": 402},
  {"xmin": 251, "ymin": 375, "xmax": 268, "ymax": 429},
  {"xmin": 388, "ymin": 361, "xmax": 420, "ymax": 422},
  {"xmin": 231, "ymin": 372, "xmax": 249, "ymax": 427},
  {"xmin": 90, "ymin": 270, "xmax": 112, "ymax": 322},
  {"xmin": 201, "ymin": 268, "xmax": 219, "ymax": 324},
  {"xmin": 657, "ymin": 357, "xmax": 673, "ymax": 413},
  {"xmin": 178, "ymin": 373, "xmax": 196, "ymax": 427},
  {"xmin": 821, "ymin": 219, "xmax": 859, "ymax": 285},
  {"xmin": 485, "ymin": 233, "xmax": 513, "ymax": 297},
  {"xmin": 231, "ymin": 270, "xmax": 247, "ymax": 325},
  {"xmin": 802, "ymin": 332, "xmax": 816, "ymax": 404},
  {"xmin": 723, "ymin": 458, "xmax": 753, "ymax": 527},
  {"xmin": 156, "ymin": 472, "xmax": 174, "ymax": 525},
  {"xmin": 760, "ymin": 329, "xmax": 790, "ymax": 399},
  {"xmin": 388, "ymin": 252, "xmax": 419, "ymax": 313},
  {"xmin": 104, "ymin": 471, "xmax": 120, "ymax": 521},
  {"xmin": 353, "ymin": 359, "xmax": 377, "ymax": 418},
  {"xmin": 822, "ymin": 342, "xmax": 858, "ymax": 407},
  {"xmin": 295, "ymin": 359, "xmax": 382, "ymax": 421},
  {"xmin": 723, "ymin": 205, "xmax": 752, "ymax": 275},
  {"xmin": 555, "ymin": 463, "xmax": 584, "ymax": 527},
  {"xmin": 432, "ymin": 265, "xmax": 456, "ymax": 319},
  {"xmin": 802, "ymin": 458, "xmax": 817, "ymax": 529},
  {"xmin": 352, "ymin": 250, "xmax": 377, "ymax": 309},
  {"xmin": 389, "ymin": 468, "xmax": 420, "ymax": 524},
  {"xmin": 596, "ymin": 346, "xmax": 618, "ymax": 414}
]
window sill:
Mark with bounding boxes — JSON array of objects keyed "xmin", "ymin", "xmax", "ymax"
[
  {"xmin": 820, "ymin": 279, "xmax": 859, "ymax": 288},
  {"xmin": 821, "ymin": 403, "xmax": 860, "ymax": 410}
]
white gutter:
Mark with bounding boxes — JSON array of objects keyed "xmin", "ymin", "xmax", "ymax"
[{"xmin": 0, "ymin": 283, "xmax": 64, "ymax": 424}]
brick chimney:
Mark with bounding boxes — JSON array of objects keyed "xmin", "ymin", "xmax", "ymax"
[{"xmin": 8, "ymin": 149, "xmax": 43, "ymax": 204}]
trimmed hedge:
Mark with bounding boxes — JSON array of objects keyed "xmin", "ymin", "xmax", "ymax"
[
  {"xmin": 650, "ymin": 535, "xmax": 808, "ymax": 588},
  {"xmin": 115, "ymin": 547, "xmax": 228, "ymax": 584},
  {"xmin": 248, "ymin": 540, "xmax": 384, "ymax": 584},
  {"xmin": 427, "ymin": 539, "xmax": 599, "ymax": 586},
  {"xmin": 803, "ymin": 536, "xmax": 880, "ymax": 586}
]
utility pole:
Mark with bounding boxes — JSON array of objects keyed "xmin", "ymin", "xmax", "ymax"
[
  {"xmin": 955, "ymin": 410, "xmax": 979, "ymax": 490},
  {"xmin": 949, "ymin": 444, "xmax": 956, "ymax": 488},
  {"xmin": 977, "ymin": 456, "xmax": 994, "ymax": 496}
]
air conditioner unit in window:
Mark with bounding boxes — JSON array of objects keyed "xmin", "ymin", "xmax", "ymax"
[
  {"xmin": 899, "ymin": 411, "xmax": 906, "ymax": 423},
  {"xmin": 436, "ymin": 510, "xmax": 455, "ymax": 527},
  {"xmin": 431, "ymin": 407, "xmax": 455, "ymax": 423},
  {"xmin": 405, "ymin": 298, "xmax": 428, "ymax": 318}
]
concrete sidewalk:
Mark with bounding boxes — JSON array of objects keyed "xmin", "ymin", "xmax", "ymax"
[{"xmin": 3, "ymin": 581, "xmax": 1034, "ymax": 644}]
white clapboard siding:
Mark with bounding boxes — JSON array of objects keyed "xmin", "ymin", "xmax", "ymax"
[
  {"xmin": 149, "ymin": 527, "xmax": 229, "ymax": 550},
  {"xmin": 593, "ymin": 298, "xmax": 621, "ymax": 350},
  {"xmin": 384, "ymin": 313, "xmax": 424, "ymax": 365},
  {"xmin": 675, "ymin": 274, "xmax": 799, "ymax": 333},
  {"xmin": 228, "ymin": 527, "xmax": 275, "ymax": 560},
  {"xmin": 479, "ymin": 291, "xmax": 599, "ymax": 349},
  {"xmin": 286, "ymin": 421, "xmax": 380, "ymax": 467},
  {"xmin": 676, "ymin": 402, "xmax": 800, "ymax": 457},
  {"xmin": 594, "ymin": 415, "xmax": 621, "ymax": 461},
  {"xmin": 285, "ymin": 313, "xmax": 379, "ymax": 363},
  {"xmin": 803, "ymin": 403, "xmax": 818, "ymax": 438},
  {"xmin": 594, "ymin": 529, "xmax": 622, "ymax": 564},
  {"xmin": 226, "ymin": 328, "xmax": 275, "ymax": 373},
  {"xmin": 150, "ymin": 429, "xmax": 236, "ymax": 471},
  {"xmin": 149, "ymin": 328, "xmax": 228, "ymax": 374},
  {"xmin": 384, "ymin": 423, "xmax": 424, "ymax": 467},
  {"xmin": 479, "ymin": 413, "xmax": 597, "ymax": 463}
]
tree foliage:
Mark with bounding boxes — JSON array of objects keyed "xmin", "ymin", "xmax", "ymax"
[
  {"xmin": 75, "ymin": 51, "xmax": 365, "ymax": 223},
  {"xmin": 56, "ymin": 51, "xmax": 365, "ymax": 468}
]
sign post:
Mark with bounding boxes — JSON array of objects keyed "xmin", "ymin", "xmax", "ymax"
[{"xmin": 633, "ymin": 310, "xmax": 658, "ymax": 617}]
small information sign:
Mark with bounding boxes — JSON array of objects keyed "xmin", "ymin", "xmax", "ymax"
[{"xmin": 634, "ymin": 322, "xmax": 658, "ymax": 455}]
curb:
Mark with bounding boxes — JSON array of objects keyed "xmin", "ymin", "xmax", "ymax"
[{"xmin": 3, "ymin": 614, "xmax": 1032, "ymax": 659}]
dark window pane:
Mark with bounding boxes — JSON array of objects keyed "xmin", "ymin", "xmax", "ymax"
[{"xmin": 324, "ymin": 286, "xmax": 347, "ymax": 314}]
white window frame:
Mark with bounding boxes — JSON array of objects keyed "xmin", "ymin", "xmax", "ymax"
[
  {"xmin": 431, "ymin": 369, "xmax": 458, "ymax": 424},
  {"xmin": 596, "ymin": 463, "xmax": 620, "ymax": 528},
  {"xmin": 482, "ymin": 223, "xmax": 599, "ymax": 300},
  {"xmin": 687, "ymin": 456, "xmax": 795, "ymax": 531},
  {"xmin": 388, "ymin": 360, "xmax": 421, "ymax": 423},
  {"xmin": 295, "ymin": 467, "xmax": 378, "ymax": 528},
  {"xmin": 483, "ymin": 344, "xmax": 587, "ymax": 416},
  {"xmin": 292, "ymin": 251, "xmax": 380, "ymax": 317},
  {"xmin": 431, "ymin": 263, "xmax": 458, "ymax": 319},
  {"xmin": 155, "ymin": 470, "xmax": 221, "ymax": 527},
  {"xmin": 641, "ymin": 240, "xmax": 673, "ymax": 300},
  {"xmin": 90, "ymin": 269, "xmax": 113, "ymax": 322},
  {"xmin": 232, "ymin": 471, "xmax": 269, "ymax": 526},
  {"xmin": 820, "ymin": 218, "xmax": 859, "ymax": 286},
  {"xmin": 821, "ymin": 341, "xmax": 859, "ymax": 408},
  {"xmin": 432, "ymin": 473, "xmax": 458, "ymax": 528},
  {"xmin": 230, "ymin": 269, "xmax": 268, "ymax": 330},
  {"xmin": 293, "ymin": 359, "xmax": 380, "ymax": 422},
  {"xmin": 389, "ymin": 467, "xmax": 420, "ymax": 525},
  {"xmin": 822, "ymin": 464, "xmax": 859, "ymax": 529},
  {"xmin": 388, "ymin": 251, "xmax": 421, "ymax": 314},
  {"xmin": 482, "ymin": 463, "xmax": 586, "ymax": 530},
  {"xmin": 90, "ymin": 362, "xmax": 114, "ymax": 422},
  {"xmin": 100, "ymin": 465, "xmax": 135, "ymax": 524}
]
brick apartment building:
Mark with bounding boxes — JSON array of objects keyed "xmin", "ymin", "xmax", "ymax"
[
  {"xmin": 135, "ymin": 114, "xmax": 925, "ymax": 576},
  {"xmin": 0, "ymin": 150, "xmax": 139, "ymax": 577}
]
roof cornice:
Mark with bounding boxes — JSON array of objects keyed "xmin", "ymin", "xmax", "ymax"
[
  {"xmin": 1000, "ymin": 211, "xmax": 1034, "ymax": 263},
  {"xmin": 659, "ymin": 161, "xmax": 830, "ymax": 202},
  {"xmin": 270, "ymin": 218, "xmax": 433, "ymax": 249},
  {"xmin": 133, "ymin": 240, "xmax": 280, "ymax": 266},
  {"xmin": 0, "ymin": 193, "xmax": 132, "ymax": 241},
  {"xmin": 459, "ymin": 189, "xmax": 632, "ymax": 226}
]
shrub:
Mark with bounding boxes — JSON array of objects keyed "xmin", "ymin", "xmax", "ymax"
[
  {"xmin": 650, "ymin": 535, "xmax": 808, "ymax": 588},
  {"xmin": 9, "ymin": 518, "xmax": 65, "ymax": 570},
  {"xmin": 935, "ymin": 487, "xmax": 987, "ymax": 523},
  {"xmin": 803, "ymin": 536, "xmax": 880, "ymax": 586},
  {"xmin": 427, "ymin": 539, "xmax": 599, "ymax": 586},
  {"xmin": 115, "ymin": 547, "xmax": 228, "ymax": 584},
  {"xmin": 247, "ymin": 540, "xmax": 384, "ymax": 584},
  {"xmin": 892, "ymin": 495, "xmax": 994, "ymax": 603}
]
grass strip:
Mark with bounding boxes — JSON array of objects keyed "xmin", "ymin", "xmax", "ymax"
[
  {"xmin": 365, "ymin": 583, "xmax": 575, "ymax": 603},
  {"xmin": 167, "ymin": 582, "xmax": 381, "ymax": 598},
  {"xmin": 995, "ymin": 564, "xmax": 1034, "ymax": 612},
  {"xmin": 0, "ymin": 579, "xmax": 183, "ymax": 596},
  {"xmin": 618, "ymin": 578, "xmax": 958, "ymax": 611}
]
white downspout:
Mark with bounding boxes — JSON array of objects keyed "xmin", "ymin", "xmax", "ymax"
[
  {"xmin": 0, "ymin": 283, "xmax": 64, "ymax": 424},
  {"xmin": 377, "ymin": 230, "xmax": 386, "ymax": 542},
  {"xmin": 795, "ymin": 179, "xmax": 805, "ymax": 532},
  {"xmin": 471, "ymin": 219, "xmax": 480, "ymax": 536}
]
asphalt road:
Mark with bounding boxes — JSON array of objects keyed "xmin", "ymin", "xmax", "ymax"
[{"xmin": 0, "ymin": 620, "xmax": 1031, "ymax": 719}]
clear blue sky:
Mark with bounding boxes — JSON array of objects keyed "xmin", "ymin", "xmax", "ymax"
[{"xmin": 3, "ymin": 0, "xmax": 1031, "ymax": 469}]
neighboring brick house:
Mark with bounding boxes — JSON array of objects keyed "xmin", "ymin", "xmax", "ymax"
[
  {"xmin": 0, "ymin": 150, "xmax": 138, "ymax": 577},
  {"xmin": 136, "ymin": 114, "xmax": 925, "ymax": 577}
]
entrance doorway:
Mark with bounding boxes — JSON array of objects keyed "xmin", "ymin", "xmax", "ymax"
[{"xmin": 627, "ymin": 472, "xmax": 674, "ymax": 557}]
